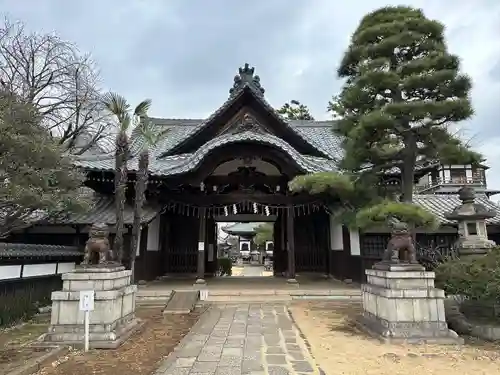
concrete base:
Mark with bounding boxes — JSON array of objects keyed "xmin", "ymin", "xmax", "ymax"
[
  {"xmin": 194, "ymin": 278, "xmax": 206, "ymax": 286},
  {"xmin": 40, "ymin": 265, "xmax": 140, "ymax": 349},
  {"xmin": 357, "ymin": 263, "xmax": 463, "ymax": 345}
]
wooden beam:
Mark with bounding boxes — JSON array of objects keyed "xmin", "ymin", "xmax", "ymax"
[{"xmin": 161, "ymin": 192, "xmax": 326, "ymax": 206}]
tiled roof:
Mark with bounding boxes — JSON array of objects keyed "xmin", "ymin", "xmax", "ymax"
[
  {"xmin": 413, "ymin": 194, "xmax": 500, "ymax": 225},
  {"xmin": 222, "ymin": 222, "xmax": 266, "ymax": 235},
  {"xmin": 0, "ymin": 243, "xmax": 81, "ymax": 258},
  {"xmin": 155, "ymin": 131, "xmax": 339, "ymax": 175},
  {"xmin": 74, "ymin": 129, "xmax": 339, "ymax": 176},
  {"xmin": 70, "ymin": 65, "xmax": 462, "ymax": 180},
  {"xmin": 42, "ymin": 195, "xmax": 162, "ymax": 226}
]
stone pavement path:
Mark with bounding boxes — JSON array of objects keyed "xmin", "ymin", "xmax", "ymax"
[{"xmin": 155, "ymin": 303, "xmax": 320, "ymax": 375}]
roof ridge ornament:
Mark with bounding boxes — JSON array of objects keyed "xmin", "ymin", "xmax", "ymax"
[{"xmin": 229, "ymin": 63, "xmax": 265, "ymax": 98}]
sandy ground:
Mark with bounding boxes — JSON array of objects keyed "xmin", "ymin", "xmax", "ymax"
[{"xmin": 289, "ymin": 301, "xmax": 500, "ymax": 375}]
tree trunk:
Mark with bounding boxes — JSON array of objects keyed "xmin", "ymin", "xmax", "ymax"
[
  {"xmin": 401, "ymin": 134, "xmax": 418, "ymax": 242},
  {"xmin": 401, "ymin": 135, "xmax": 417, "ymax": 203},
  {"xmin": 113, "ymin": 131, "xmax": 128, "ymax": 264},
  {"xmin": 130, "ymin": 149, "xmax": 148, "ymax": 282}
]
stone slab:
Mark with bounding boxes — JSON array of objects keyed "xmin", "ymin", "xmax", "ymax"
[
  {"xmin": 163, "ymin": 290, "xmax": 200, "ymax": 314},
  {"xmin": 38, "ymin": 318, "xmax": 145, "ymax": 349},
  {"xmin": 355, "ymin": 313, "xmax": 463, "ymax": 344},
  {"xmin": 154, "ymin": 304, "xmax": 319, "ymax": 375},
  {"xmin": 372, "ymin": 263, "xmax": 425, "ymax": 272}
]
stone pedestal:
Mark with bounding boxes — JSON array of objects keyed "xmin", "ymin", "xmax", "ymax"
[
  {"xmin": 40, "ymin": 265, "xmax": 142, "ymax": 349},
  {"xmin": 357, "ymin": 263, "xmax": 463, "ymax": 344}
]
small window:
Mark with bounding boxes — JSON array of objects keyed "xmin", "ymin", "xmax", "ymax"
[
  {"xmin": 467, "ymin": 222, "xmax": 477, "ymax": 235},
  {"xmin": 241, "ymin": 242, "xmax": 249, "ymax": 251},
  {"xmin": 450, "ymin": 169, "xmax": 466, "ymax": 183}
]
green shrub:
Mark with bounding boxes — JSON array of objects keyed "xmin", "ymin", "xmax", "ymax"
[
  {"xmin": 435, "ymin": 248, "xmax": 500, "ymax": 302},
  {"xmin": 217, "ymin": 257, "xmax": 232, "ymax": 276}
]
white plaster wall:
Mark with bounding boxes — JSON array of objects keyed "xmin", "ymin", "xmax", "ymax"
[
  {"xmin": 57, "ymin": 262, "xmax": 76, "ymax": 274},
  {"xmin": 146, "ymin": 216, "xmax": 161, "ymax": 251},
  {"xmin": 349, "ymin": 229, "xmax": 361, "ymax": 256},
  {"xmin": 22, "ymin": 263, "xmax": 57, "ymax": 277},
  {"xmin": 0, "ymin": 265, "xmax": 22, "ymax": 280},
  {"xmin": 329, "ymin": 217, "xmax": 344, "ymax": 251},
  {"xmin": 135, "ymin": 229, "xmax": 142, "ymax": 256}
]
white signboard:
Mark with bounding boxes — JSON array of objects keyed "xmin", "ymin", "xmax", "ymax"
[
  {"xmin": 79, "ymin": 290, "xmax": 95, "ymax": 312},
  {"xmin": 198, "ymin": 242, "xmax": 205, "ymax": 252},
  {"xmin": 199, "ymin": 290, "xmax": 209, "ymax": 301}
]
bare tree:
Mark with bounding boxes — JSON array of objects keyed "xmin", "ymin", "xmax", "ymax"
[{"xmin": 0, "ymin": 18, "xmax": 111, "ymax": 154}]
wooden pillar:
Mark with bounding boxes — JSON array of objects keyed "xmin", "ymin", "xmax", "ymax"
[
  {"xmin": 281, "ymin": 214, "xmax": 286, "ymax": 275},
  {"xmin": 206, "ymin": 218, "xmax": 217, "ymax": 275},
  {"xmin": 272, "ymin": 216, "xmax": 280, "ymax": 276},
  {"xmin": 195, "ymin": 211, "xmax": 206, "ymax": 284},
  {"xmin": 286, "ymin": 206, "xmax": 297, "ymax": 282}
]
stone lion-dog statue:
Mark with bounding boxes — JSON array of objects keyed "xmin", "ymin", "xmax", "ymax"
[
  {"xmin": 82, "ymin": 222, "xmax": 115, "ymax": 265},
  {"xmin": 381, "ymin": 221, "xmax": 418, "ymax": 264}
]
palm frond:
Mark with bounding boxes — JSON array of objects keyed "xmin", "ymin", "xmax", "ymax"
[
  {"xmin": 134, "ymin": 99, "xmax": 152, "ymax": 117},
  {"xmin": 135, "ymin": 119, "xmax": 170, "ymax": 148}
]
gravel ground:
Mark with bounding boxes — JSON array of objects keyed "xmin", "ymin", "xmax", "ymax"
[{"xmin": 289, "ymin": 301, "xmax": 500, "ymax": 375}]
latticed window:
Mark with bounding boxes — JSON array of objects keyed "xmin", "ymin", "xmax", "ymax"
[{"xmin": 360, "ymin": 234, "xmax": 390, "ymax": 258}]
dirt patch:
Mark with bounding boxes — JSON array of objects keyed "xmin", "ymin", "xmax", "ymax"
[
  {"xmin": 34, "ymin": 307, "xmax": 203, "ymax": 375},
  {"xmin": 0, "ymin": 316, "xmax": 52, "ymax": 374},
  {"xmin": 289, "ymin": 301, "xmax": 500, "ymax": 375}
]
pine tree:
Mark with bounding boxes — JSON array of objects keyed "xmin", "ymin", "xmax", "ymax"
[
  {"xmin": 0, "ymin": 90, "xmax": 91, "ymax": 237},
  {"xmin": 291, "ymin": 6, "xmax": 482, "ymax": 229},
  {"xmin": 278, "ymin": 100, "xmax": 314, "ymax": 120}
]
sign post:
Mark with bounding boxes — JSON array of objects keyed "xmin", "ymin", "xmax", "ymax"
[{"xmin": 79, "ymin": 290, "xmax": 95, "ymax": 352}]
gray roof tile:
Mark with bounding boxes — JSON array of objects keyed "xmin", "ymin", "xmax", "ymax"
[
  {"xmin": 413, "ymin": 194, "xmax": 500, "ymax": 225},
  {"xmin": 222, "ymin": 222, "xmax": 265, "ymax": 234},
  {"xmin": 156, "ymin": 131, "xmax": 338, "ymax": 175},
  {"xmin": 74, "ymin": 129, "xmax": 339, "ymax": 176},
  {"xmin": 43, "ymin": 195, "xmax": 162, "ymax": 225},
  {"xmin": 0, "ymin": 243, "xmax": 81, "ymax": 258}
]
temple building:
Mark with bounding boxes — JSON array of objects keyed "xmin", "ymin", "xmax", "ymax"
[{"xmin": 4, "ymin": 63, "xmax": 500, "ymax": 283}]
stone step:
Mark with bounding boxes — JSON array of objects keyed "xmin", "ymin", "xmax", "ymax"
[
  {"xmin": 203, "ymin": 294, "xmax": 293, "ymax": 303},
  {"xmin": 136, "ymin": 288, "xmax": 361, "ymax": 305},
  {"xmin": 163, "ymin": 290, "xmax": 200, "ymax": 314}
]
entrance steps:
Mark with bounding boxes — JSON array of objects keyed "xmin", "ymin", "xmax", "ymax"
[
  {"xmin": 201, "ymin": 289, "xmax": 361, "ymax": 304},
  {"xmin": 163, "ymin": 290, "xmax": 200, "ymax": 314},
  {"xmin": 137, "ymin": 288, "xmax": 361, "ymax": 306}
]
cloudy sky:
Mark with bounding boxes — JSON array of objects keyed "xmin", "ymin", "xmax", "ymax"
[{"xmin": 2, "ymin": 0, "xmax": 500, "ymax": 189}]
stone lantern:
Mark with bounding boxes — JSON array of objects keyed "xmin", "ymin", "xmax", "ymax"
[{"xmin": 445, "ymin": 186, "xmax": 496, "ymax": 257}]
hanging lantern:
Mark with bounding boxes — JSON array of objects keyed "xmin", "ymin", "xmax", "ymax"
[
  {"xmin": 200, "ymin": 182, "xmax": 205, "ymax": 191},
  {"xmin": 233, "ymin": 204, "xmax": 237, "ymax": 215},
  {"xmin": 213, "ymin": 185, "xmax": 217, "ymax": 192},
  {"xmin": 253, "ymin": 203, "xmax": 258, "ymax": 213},
  {"xmin": 265, "ymin": 206, "xmax": 270, "ymax": 216},
  {"xmin": 224, "ymin": 206, "xmax": 229, "ymax": 216},
  {"xmin": 276, "ymin": 185, "xmax": 280, "ymax": 192}
]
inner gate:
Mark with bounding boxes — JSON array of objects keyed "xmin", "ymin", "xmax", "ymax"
[{"xmin": 157, "ymin": 142, "xmax": 330, "ymax": 281}]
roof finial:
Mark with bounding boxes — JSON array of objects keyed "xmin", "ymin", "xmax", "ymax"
[{"xmin": 229, "ymin": 63, "xmax": 265, "ymax": 98}]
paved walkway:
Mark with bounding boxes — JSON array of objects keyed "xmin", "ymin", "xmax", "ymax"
[
  {"xmin": 156, "ymin": 304, "xmax": 320, "ymax": 375},
  {"xmin": 232, "ymin": 265, "xmax": 273, "ymax": 277}
]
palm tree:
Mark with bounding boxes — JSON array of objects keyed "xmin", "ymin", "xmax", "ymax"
[
  {"xmin": 129, "ymin": 120, "xmax": 169, "ymax": 281},
  {"xmin": 102, "ymin": 92, "xmax": 152, "ymax": 265}
]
